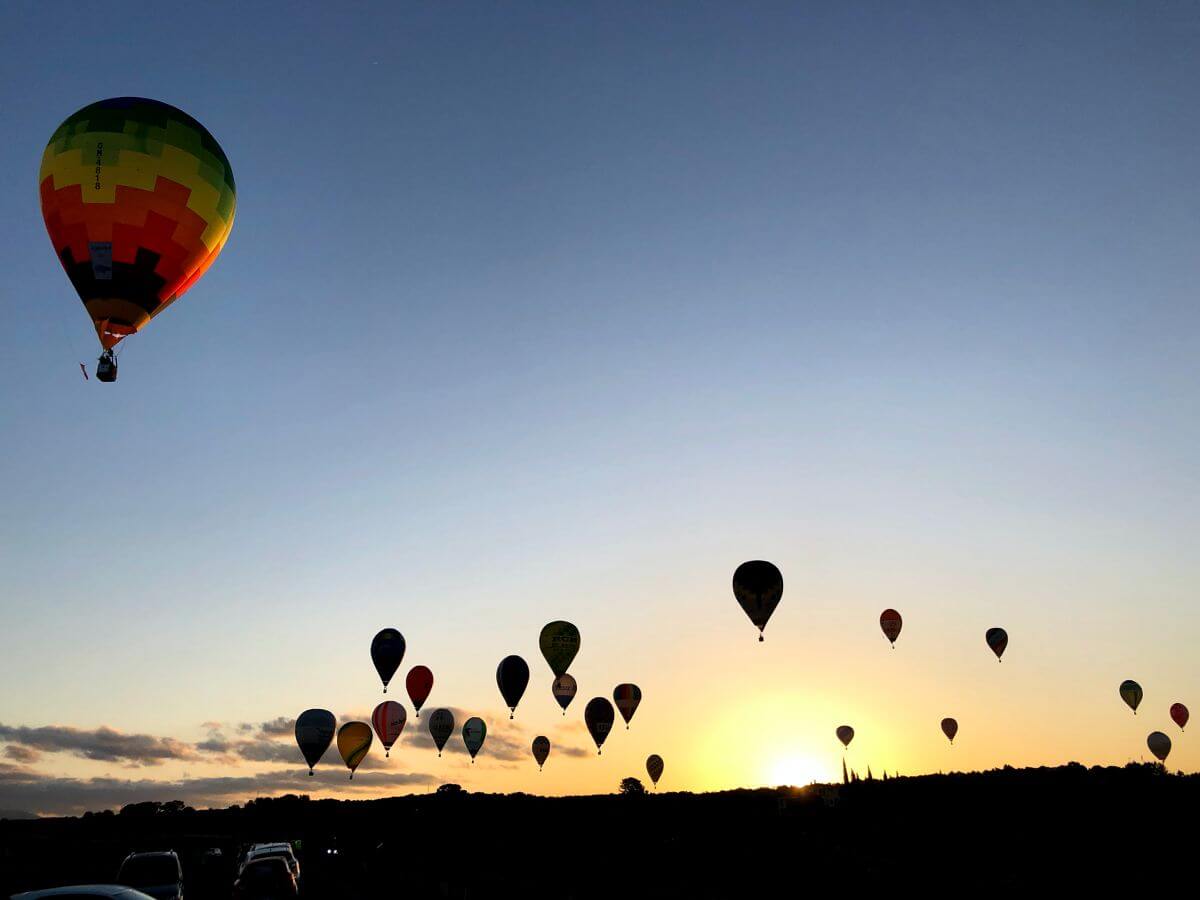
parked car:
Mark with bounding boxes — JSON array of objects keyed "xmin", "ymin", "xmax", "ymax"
[
  {"xmin": 12, "ymin": 888, "xmax": 156, "ymax": 899},
  {"xmin": 240, "ymin": 843, "xmax": 299, "ymax": 882},
  {"xmin": 115, "ymin": 851, "xmax": 183, "ymax": 900},
  {"xmin": 232, "ymin": 858, "xmax": 297, "ymax": 899}
]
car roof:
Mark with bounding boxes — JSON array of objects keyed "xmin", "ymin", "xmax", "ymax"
[
  {"xmin": 123, "ymin": 851, "xmax": 178, "ymax": 859},
  {"xmin": 12, "ymin": 887, "xmax": 155, "ymax": 898}
]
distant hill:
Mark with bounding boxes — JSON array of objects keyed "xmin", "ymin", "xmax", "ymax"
[
  {"xmin": 0, "ymin": 763, "xmax": 1191, "ymax": 895},
  {"xmin": 0, "ymin": 808, "xmax": 36, "ymax": 820}
]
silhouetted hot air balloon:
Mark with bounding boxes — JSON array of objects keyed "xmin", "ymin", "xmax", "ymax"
[
  {"xmin": 295, "ymin": 709, "xmax": 336, "ymax": 776},
  {"xmin": 1119, "ymin": 680, "xmax": 1143, "ymax": 714},
  {"xmin": 836, "ymin": 725, "xmax": 855, "ymax": 749},
  {"xmin": 646, "ymin": 754, "xmax": 664, "ymax": 788},
  {"xmin": 539, "ymin": 621, "xmax": 581, "ymax": 677},
  {"xmin": 462, "ymin": 717, "xmax": 486, "ymax": 763},
  {"xmin": 941, "ymin": 717, "xmax": 958, "ymax": 745},
  {"xmin": 496, "ymin": 655, "xmax": 530, "ymax": 718},
  {"xmin": 371, "ymin": 701, "xmax": 407, "ymax": 758},
  {"xmin": 733, "ymin": 560, "xmax": 783, "ymax": 642},
  {"xmin": 371, "ymin": 629, "xmax": 406, "ymax": 693},
  {"xmin": 1147, "ymin": 731, "xmax": 1171, "ymax": 763},
  {"xmin": 336, "ymin": 722, "xmax": 372, "ymax": 780},
  {"xmin": 613, "ymin": 684, "xmax": 642, "ymax": 729},
  {"xmin": 532, "ymin": 736, "xmax": 550, "ymax": 771},
  {"xmin": 585, "ymin": 698, "xmax": 615, "ymax": 754},
  {"xmin": 552, "ymin": 674, "xmax": 577, "ymax": 715},
  {"xmin": 406, "ymin": 666, "xmax": 434, "ymax": 718},
  {"xmin": 428, "ymin": 708, "xmax": 454, "ymax": 757},
  {"xmin": 39, "ymin": 98, "xmax": 236, "ymax": 382},
  {"xmin": 985, "ymin": 627, "xmax": 1008, "ymax": 662},
  {"xmin": 879, "ymin": 609, "xmax": 902, "ymax": 647},
  {"xmin": 1170, "ymin": 703, "xmax": 1189, "ymax": 731}
]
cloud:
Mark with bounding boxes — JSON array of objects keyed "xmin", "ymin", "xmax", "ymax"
[
  {"xmin": 3, "ymin": 745, "xmax": 41, "ymax": 764},
  {"xmin": 0, "ymin": 765, "xmax": 438, "ymax": 818},
  {"xmin": 0, "ymin": 724, "xmax": 197, "ymax": 766},
  {"xmin": 258, "ymin": 717, "xmax": 294, "ymax": 737}
]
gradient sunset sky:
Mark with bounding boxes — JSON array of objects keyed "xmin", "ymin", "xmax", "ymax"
[{"xmin": 2, "ymin": 2, "xmax": 1199, "ymax": 816}]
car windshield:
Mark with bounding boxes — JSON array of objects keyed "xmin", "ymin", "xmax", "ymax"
[
  {"xmin": 120, "ymin": 855, "xmax": 179, "ymax": 884},
  {"xmin": 241, "ymin": 858, "xmax": 292, "ymax": 886}
]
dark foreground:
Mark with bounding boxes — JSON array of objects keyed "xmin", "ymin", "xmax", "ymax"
[{"xmin": 1, "ymin": 763, "xmax": 1192, "ymax": 897}]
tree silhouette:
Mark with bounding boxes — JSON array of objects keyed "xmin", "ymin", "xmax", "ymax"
[{"xmin": 619, "ymin": 777, "xmax": 646, "ymax": 795}]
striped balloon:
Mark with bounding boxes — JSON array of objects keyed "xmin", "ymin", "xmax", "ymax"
[
  {"xmin": 39, "ymin": 97, "xmax": 236, "ymax": 349},
  {"xmin": 371, "ymin": 701, "xmax": 407, "ymax": 757}
]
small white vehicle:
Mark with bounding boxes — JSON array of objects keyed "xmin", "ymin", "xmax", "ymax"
[{"xmin": 240, "ymin": 843, "xmax": 299, "ymax": 882}]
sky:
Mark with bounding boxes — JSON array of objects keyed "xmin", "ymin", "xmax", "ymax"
[{"xmin": 2, "ymin": 1, "xmax": 1199, "ymax": 816}]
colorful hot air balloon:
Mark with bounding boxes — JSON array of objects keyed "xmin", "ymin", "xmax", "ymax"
[
  {"xmin": 39, "ymin": 98, "xmax": 236, "ymax": 381},
  {"xmin": 427, "ymin": 709, "xmax": 454, "ymax": 757},
  {"xmin": 406, "ymin": 666, "xmax": 434, "ymax": 718},
  {"xmin": 585, "ymin": 697, "xmax": 615, "ymax": 754},
  {"xmin": 294, "ymin": 709, "xmax": 336, "ymax": 776},
  {"xmin": 646, "ymin": 754, "xmax": 664, "ymax": 788},
  {"xmin": 496, "ymin": 655, "xmax": 530, "ymax": 718},
  {"xmin": 733, "ymin": 560, "xmax": 783, "ymax": 642},
  {"xmin": 879, "ymin": 609, "xmax": 902, "ymax": 647},
  {"xmin": 836, "ymin": 725, "xmax": 854, "ymax": 749},
  {"xmin": 371, "ymin": 701, "xmax": 407, "ymax": 758},
  {"xmin": 1170, "ymin": 702, "xmax": 1189, "ymax": 731},
  {"xmin": 985, "ymin": 627, "xmax": 1008, "ymax": 662},
  {"xmin": 552, "ymin": 674, "xmax": 578, "ymax": 715},
  {"xmin": 532, "ymin": 736, "xmax": 550, "ymax": 771},
  {"xmin": 371, "ymin": 629, "xmax": 406, "ymax": 693},
  {"xmin": 1147, "ymin": 731, "xmax": 1171, "ymax": 763},
  {"xmin": 613, "ymin": 684, "xmax": 642, "ymax": 729},
  {"xmin": 336, "ymin": 722, "xmax": 372, "ymax": 780},
  {"xmin": 462, "ymin": 717, "xmax": 487, "ymax": 763},
  {"xmin": 941, "ymin": 717, "xmax": 958, "ymax": 745},
  {"xmin": 539, "ymin": 621, "xmax": 581, "ymax": 677},
  {"xmin": 1119, "ymin": 680, "xmax": 1143, "ymax": 714}
]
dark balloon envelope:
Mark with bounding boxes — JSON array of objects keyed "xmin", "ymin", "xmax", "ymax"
[
  {"xmin": 427, "ymin": 708, "xmax": 454, "ymax": 756},
  {"xmin": 371, "ymin": 629, "xmax": 406, "ymax": 692},
  {"xmin": 646, "ymin": 754, "xmax": 664, "ymax": 787},
  {"xmin": 552, "ymin": 674, "xmax": 577, "ymax": 714},
  {"xmin": 539, "ymin": 621, "xmax": 581, "ymax": 677},
  {"xmin": 1119, "ymin": 680, "xmax": 1142, "ymax": 714},
  {"xmin": 836, "ymin": 725, "xmax": 854, "ymax": 748},
  {"xmin": 585, "ymin": 698, "xmax": 615, "ymax": 754},
  {"xmin": 1170, "ymin": 702, "xmax": 1189, "ymax": 731},
  {"xmin": 1147, "ymin": 731, "xmax": 1171, "ymax": 762},
  {"xmin": 532, "ymin": 736, "xmax": 551, "ymax": 770},
  {"xmin": 613, "ymin": 683, "xmax": 642, "ymax": 729},
  {"xmin": 733, "ymin": 560, "xmax": 783, "ymax": 641},
  {"xmin": 496, "ymin": 655, "xmax": 530, "ymax": 718},
  {"xmin": 462, "ymin": 717, "xmax": 487, "ymax": 762},
  {"xmin": 985, "ymin": 627, "xmax": 1008, "ymax": 661},
  {"xmin": 295, "ymin": 709, "xmax": 336, "ymax": 775},
  {"xmin": 879, "ymin": 609, "xmax": 903, "ymax": 646},
  {"xmin": 941, "ymin": 717, "xmax": 958, "ymax": 744}
]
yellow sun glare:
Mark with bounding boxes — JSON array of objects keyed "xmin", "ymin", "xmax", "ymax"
[{"xmin": 769, "ymin": 755, "xmax": 828, "ymax": 787}]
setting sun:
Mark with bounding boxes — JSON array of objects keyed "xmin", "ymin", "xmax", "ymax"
[{"xmin": 769, "ymin": 755, "xmax": 829, "ymax": 788}]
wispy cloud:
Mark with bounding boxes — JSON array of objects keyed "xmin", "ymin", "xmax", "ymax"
[{"xmin": 0, "ymin": 724, "xmax": 197, "ymax": 766}]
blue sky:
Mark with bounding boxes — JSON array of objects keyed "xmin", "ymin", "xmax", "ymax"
[{"xmin": 2, "ymin": 2, "xmax": 1199, "ymax": 813}]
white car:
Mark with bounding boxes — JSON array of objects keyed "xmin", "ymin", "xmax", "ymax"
[
  {"xmin": 12, "ymin": 888, "xmax": 156, "ymax": 899},
  {"xmin": 241, "ymin": 843, "xmax": 299, "ymax": 882}
]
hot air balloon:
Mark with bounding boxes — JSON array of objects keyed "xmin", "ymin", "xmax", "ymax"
[
  {"xmin": 1147, "ymin": 731, "xmax": 1171, "ymax": 763},
  {"xmin": 941, "ymin": 717, "xmax": 958, "ymax": 745},
  {"xmin": 1170, "ymin": 703, "xmax": 1189, "ymax": 731},
  {"xmin": 39, "ymin": 98, "xmax": 236, "ymax": 382},
  {"xmin": 985, "ymin": 627, "xmax": 1008, "ymax": 662},
  {"xmin": 427, "ymin": 709, "xmax": 454, "ymax": 757},
  {"xmin": 552, "ymin": 674, "xmax": 577, "ymax": 715},
  {"xmin": 295, "ymin": 709, "xmax": 336, "ymax": 776},
  {"xmin": 733, "ymin": 560, "xmax": 783, "ymax": 642},
  {"xmin": 646, "ymin": 754, "xmax": 664, "ymax": 788},
  {"xmin": 585, "ymin": 698, "xmax": 615, "ymax": 754},
  {"xmin": 879, "ymin": 609, "xmax": 902, "ymax": 647},
  {"xmin": 532, "ymin": 736, "xmax": 550, "ymax": 771},
  {"xmin": 539, "ymin": 621, "xmax": 581, "ymax": 677},
  {"xmin": 1119, "ymin": 680, "xmax": 1143, "ymax": 714},
  {"xmin": 371, "ymin": 629, "xmax": 406, "ymax": 693},
  {"xmin": 462, "ymin": 717, "xmax": 486, "ymax": 763},
  {"xmin": 406, "ymin": 666, "xmax": 434, "ymax": 718},
  {"xmin": 336, "ymin": 722, "xmax": 372, "ymax": 780},
  {"xmin": 496, "ymin": 655, "xmax": 530, "ymax": 719},
  {"xmin": 836, "ymin": 726, "xmax": 854, "ymax": 749},
  {"xmin": 613, "ymin": 684, "xmax": 642, "ymax": 729},
  {"xmin": 371, "ymin": 701, "xmax": 407, "ymax": 758}
]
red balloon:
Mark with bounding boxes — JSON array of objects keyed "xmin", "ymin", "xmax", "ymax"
[
  {"xmin": 1170, "ymin": 702, "xmax": 1189, "ymax": 731},
  {"xmin": 406, "ymin": 666, "xmax": 434, "ymax": 718}
]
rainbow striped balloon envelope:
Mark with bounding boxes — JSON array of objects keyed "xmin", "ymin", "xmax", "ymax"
[{"xmin": 39, "ymin": 97, "xmax": 236, "ymax": 349}]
